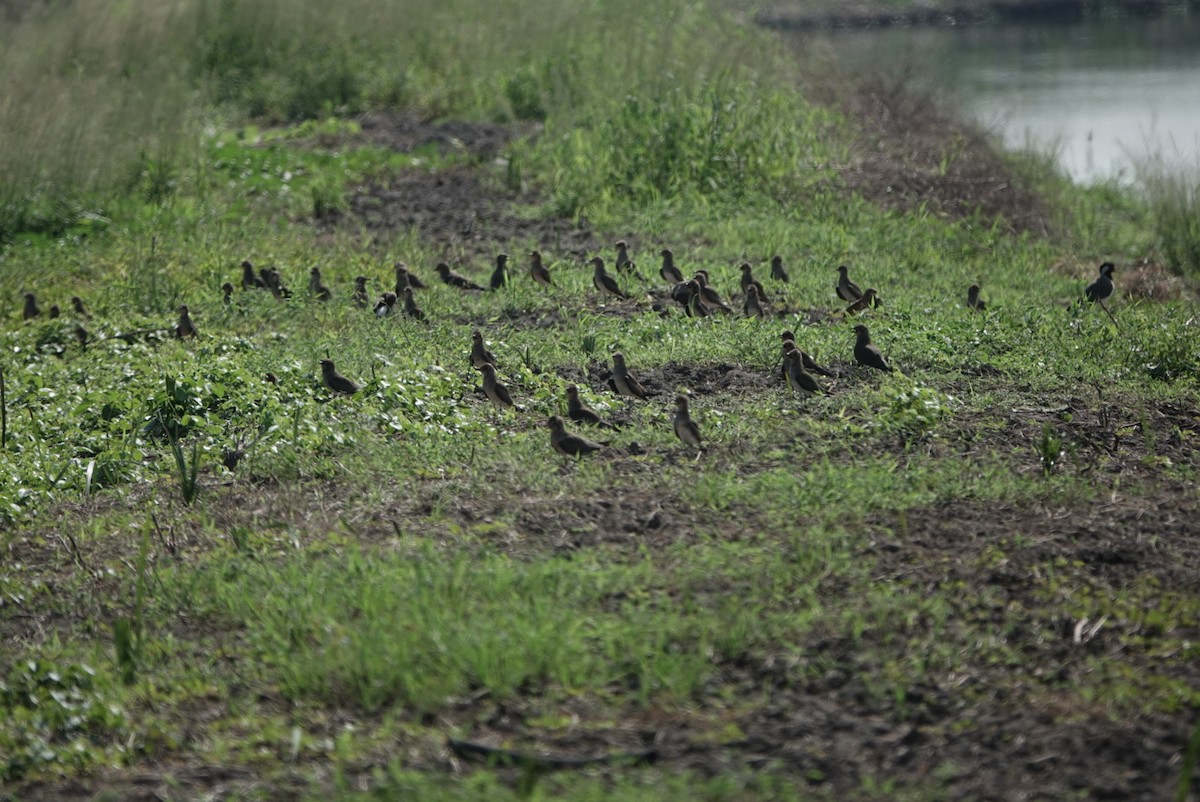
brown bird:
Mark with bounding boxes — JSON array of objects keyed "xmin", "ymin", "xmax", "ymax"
[
  {"xmin": 400, "ymin": 287, "xmax": 426, "ymax": 322},
  {"xmin": 845, "ymin": 288, "xmax": 880, "ymax": 315},
  {"xmin": 744, "ymin": 284, "xmax": 766, "ymax": 319},
  {"xmin": 394, "ymin": 262, "xmax": 426, "ymax": 293},
  {"xmin": 1084, "ymin": 261, "xmax": 1116, "ymax": 303},
  {"xmin": 967, "ymin": 284, "xmax": 986, "ymax": 311},
  {"xmin": 470, "ymin": 330, "xmax": 497, "ymax": 370},
  {"xmin": 222, "ymin": 282, "xmax": 234, "ymax": 305},
  {"xmin": 673, "ymin": 395, "xmax": 703, "ymax": 450},
  {"xmin": 22, "ymin": 292, "xmax": 39, "ymax": 320},
  {"xmin": 436, "ymin": 262, "xmax": 485, "ymax": 291},
  {"xmin": 836, "ymin": 265, "xmax": 863, "ymax": 302},
  {"xmin": 48, "ymin": 304, "xmax": 60, "ymax": 319},
  {"xmin": 591, "ymin": 257, "xmax": 630, "ymax": 300},
  {"xmin": 309, "ymin": 267, "xmax": 332, "ymax": 301},
  {"xmin": 374, "ymin": 291, "xmax": 398, "ymax": 317},
  {"xmin": 352, "ymin": 275, "xmax": 369, "ymax": 308},
  {"xmin": 262, "ymin": 266, "xmax": 291, "ymax": 299},
  {"xmin": 853, "ymin": 324, "xmax": 894, "ymax": 372},
  {"xmin": 615, "ymin": 240, "xmax": 634, "ymax": 274},
  {"xmin": 612, "ymin": 352, "xmax": 649, "ymax": 399},
  {"xmin": 320, "ymin": 359, "xmax": 359, "ymax": 395},
  {"xmin": 686, "ymin": 280, "xmax": 711, "ymax": 318},
  {"xmin": 174, "ymin": 304, "xmax": 197, "ymax": 339},
  {"xmin": 71, "ymin": 296, "xmax": 90, "ymax": 319},
  {"xmin": 73, "ymin": 324, "xmax": 88, "ymax": 348},
  {"xmin": 739, "ymin": 263, "xmax": 769, "ymax": 303},
  {"xmin": 669, "ymin": 280, "xmax": 692, "ymax": 309},
  {"xmin": 770, "ymin": 255, "xmax": 790, "ymax": 282},
  {"xmin": 264, "ymin": 372, "xmax": 280, "ymax": 385},
  {"xmin": 530, "ymin": 250, "xmax": 554, "ymax": 286},
  {"xmin": 489, "ymin": 253, "xmax": 508, "ymax": 291},
  {"xmin": 547, "ymin": 415, "xmax": 604, "ymax": 457},
  {"xmin": 241, "ymin": 260, "xmax": 265, "ymax": 290},
  {"xmin": 780, "ymin": 336, "xmax": 835, "ymax": 378},
  {"xmin": 693, "ymin": 271, "xmax": 733, "ymax": 313},
  {"xmin": 566, "ymin": 385, "xmax": 617, "ymax": 429},
  {"xmin": 479, "ymin": 362, "xmax": 514, "ymax": 413},
  {"xmin": 784, "ymin": 349, "xmax": 825, "ymax": 398},
  {"xmin": 660, "ymin": 249, "xmax": 684, "ymax": 283}
]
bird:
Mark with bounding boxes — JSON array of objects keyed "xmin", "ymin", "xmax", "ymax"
[
  {"xmin": 374, "ymin": 291, "xmax": 398, "ymax": 317},
  {"xmin": 48, "ymin": 305, "xmax": 60, "ymax": 319},
  {"xmin": 692, "ymin": 271, "xmax": 733, "ymax": 313},
  {"xmin": 967, "ymin": 284, "xmax": 986, "ymax": 311},
  {"xmin": 853, "ymin": 324, "xmax": 894, "ymax": 372},
  {"xmin": 547, "ymin": 415, "xmax": 604, "ymax": 457},
  {"xmin": 770, "ymin": 255, "xmax": 790, "ymax": 282},
  {"xmin": 591, "ymin": 257, "xmax": 630, "ymax": 301},
  {"xmin": 222, "ymin": 282, "xmax": 234, "ymax": 305},
  {"xmin": 73, "ymin": 324, "xmax": 88, "ymax": 349},
  {"xmin": 22, "ymin": 292, "xmax": 40, "ymax": 320},
  {"xmin": 241, "ymin": 260, "xmax": 265, "ymax": 290},
  {"xmin": 669, "ymin": 280, "xmax": 692, "ymax": 309},
  {"xmin": 263, "ymin": 266, "xmax": 291, "ymax": 299},
  {"xmin": 71, "ymin": 296, "xmax": 90, "ymax": 319},
  {"xmin": 686, "ymin": 279, "xmax": 711, "ymax": 318},
  {"xmin": 780, "ymin": 336, "xmax": 835, "ymax": 378},
  {"xmin": 175, "ymin": 304, "xmax": 197, "ymax": 339},
  {"xmin": 264, "ymin": 372, "xmax": 279, "ymax": 385},
  {"xmin": 744, "ymin": 285, "xmax": 766, "ymax": 319},
  {"xmin": 320, "ymin": 359, "xmax": 359, "ymax": 395},
  {"xmin": 614, "ymin": 240, "xmax": 635, "ymax": 275},
  {"xmin": 352, "ymin": 276, "xmax": 369, "ymax": 308},
  {"xmin": 566, "ymin": 385, "xmax": 617, "ymax": 429},
  {"xmin": 660, "ymin": 249, "xmax": 684, "ymax": 283},
  {"xmin": 400, "ymin": 287, "xmax": 426, "ymax": 321},
  {"xmin": 489, "ymin": 253, "xmax": 508, "ymax": 291},
  {"xmin": 739, "ymin": 263, "xmax": 769, "ymax": 303},
  {"xmin": 612, "ymin": 352, "xmax": 649, "ymax": 399},
  {"xmin": 470, "ymin": 331, "xmax": 497, "ymax": 370},
  {"xmin": 309, "ymin": 267, "xmax": 332, "ymax": 301},
  {"xmin": 845, "ymin": 288, "xmax": 880, "ymax": 315},
  {"xmin": 784, "ymin": 349, "xmax": 825, "ymax": 398},
  {"xmin": 836, "ymin": 265, "xmax": 863, "ymax": 302},
  {"xmin": 673, "ymin": 395, "xmax": 703, "ymax": 450},
  {"xmin": 394, "ymin": 262, "xmax": 426, "ymax": 293},
  {"xmin": 436, "ymin": 262, "xmax": 485, "ymax": 291},
  {"xmin": 1084, "ymin": 262, "xmax": 1116, "ymax": 303},
  {"xmin": 529, "ymin": 250, "xmax": 553, "ymax": 286},
  {"xmin": 479, "ymin": 362, "xmax": 514, "ymax": 413}
]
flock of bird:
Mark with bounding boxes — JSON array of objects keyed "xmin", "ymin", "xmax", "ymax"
[{"xmin": 17, "ymin": 242, "xmax": 1118, "ymax": 458}]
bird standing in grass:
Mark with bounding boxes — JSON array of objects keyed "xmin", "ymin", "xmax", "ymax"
[
  {"xmin": 479, "ymin": 363, "xmax": 514, "ymax": 414},
  {"xmin": 784, "ymin": 349, "xmax": 825, "ymax": 398},
  {"xmin": 780, "ymin": 336, "xmax": 835, "ymax": 380},
  {"xmin": 175, "ymin": 304, "xmax": 197, "ymax": 339},
  {"xmin": 374, "ymin": 291, "xmax": 397, "ymax": 317},
  {"xmin": 693, "ymin": 271, "xmax": 733, "ymax": 313},
  {"xmin": 739, "ymin": 263, "xmax": 769, "ymax": 303},
  {"xmin": 530, "ymin": 250, "xmax": 554, "ymax": 286},
  {"xmin": 400, "ymin": 288, "xmax": 426, "ymax": 321},
  {"xmin": 744, "ymin": 285, "xmax": 766, "ymax": 319},
  {"xmin": 309, "ymin": 267, "xmax": 332, "ymax": 301},
  {"xmin": 437, "ymin": 262, "xmax": 485, "ymax": 291},
  {"xmin": 1085, "ymin": 262, "xmax": 1116, "ymax": 303},
  {"xmin": 612, "ymin": 352, "xmax": 649, "ymax": 399},
  {"xmin": 967, "ymin": 284, "xmax": 986, "ymax": 312},
  {"xmin": 836, "ymin": 265, "xmax": 863, "ymax": 302},
  {"xmin": 352, "ymin": 276, "xmax": 369, "ymax": 308},
  {"xmin": 222, "ymin": 282, "xmax": 234, "ymax": 305},
  {"xmin": 673, "ymin": 395, "xmax": 703, "ymax": 451},
  {"xmin": 770, "ymin": 255, "xmax": 789, "ymax": 282},
  {"xmin": 660, "ymin": 249, "xmax": 684, "ymax": 283},
  {"xmin": 489, "ymin": 253, "xmax": 508, "ymax": 290},
  {"xmin": 395, "ymin": 262, "xmax": 426, "ymax": 293},
  {"xmin": 591, "ymin": 257, "xmax": 630, "ymax": 301},
  {"xmin": 48, "ymin": 305, "xmax": 60, "ymax": 319},
  {"xmin": 241, "ymin": 260, "xmax": 264, "ymax": 290},
  {"xmin": 845, "ymin": 288, "xmax": 880, "ymax": 315},
  {"xmin": 470, "ymin": 331, "xmax": 497, "ymax": 370},
  {"xmin": 22, "ymin": 292, "xmax": 39, "ymax": 320},
  {"xmin": 321, "ymin": 359, "xmax": 359, "ymax": 395},
  {"xmin": 853, "ymin": 324, "xmax": 893, "ymax": 372},
  {"xmin": 615, "ymin": 240, "xmax": 634, "ymax": 275},
  {"xmin": 686, "ymin": 280, "xmax": 711, "ymax": 318},
  {"xmin": 71, "ymin": 296, "xmax": 91, "ymax": 319},
  {"xmin": 547, "ymin": 415, "xmax": 604, "ymax": 457},
  {"xmin": 566, "ymin": 385, "xmax": 618, "ymax": 429}
]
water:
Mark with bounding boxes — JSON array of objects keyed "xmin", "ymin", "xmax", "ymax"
[{"xmin": 807, "ymin": 10, "xmax": 1200, "ymax": 182}]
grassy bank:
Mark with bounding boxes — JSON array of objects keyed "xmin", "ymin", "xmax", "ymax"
[{"xmin": 1, "ymin": 0, "xmax": 1198, "ymax": 800}]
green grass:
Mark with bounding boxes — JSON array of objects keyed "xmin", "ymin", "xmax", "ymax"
[{"xmin": 0, "ymin": 0, "xmax": 1198, "ymax": 798}]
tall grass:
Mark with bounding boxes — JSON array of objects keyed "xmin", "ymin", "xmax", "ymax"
[
  {"xmin": 1135, "ymin": 150, "xmax": 1200, "ymax": 281},
  {"xmin": 0, "ymin": 0, "xmax": 820, "ymax": 245}
]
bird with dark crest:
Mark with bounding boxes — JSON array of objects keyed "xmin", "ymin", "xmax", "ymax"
[{"xmin": 1084, "ymin": 262, "xmax": 1116, "ymax": 303}]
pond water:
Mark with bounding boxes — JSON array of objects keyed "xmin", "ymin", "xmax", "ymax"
[{"xmin": 806, "ymin": 9, "xmax": 1200, "ymax": 183}]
